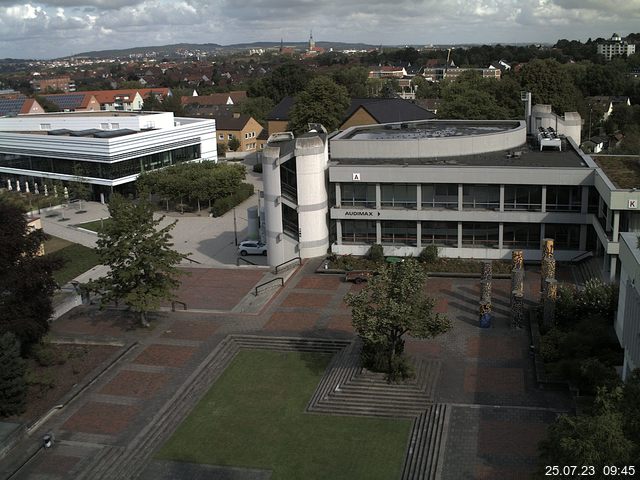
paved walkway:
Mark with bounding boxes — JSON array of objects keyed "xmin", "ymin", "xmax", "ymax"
[{"xmin": 0, "ymin": 259, "xmax": 571, "ymax": 480}]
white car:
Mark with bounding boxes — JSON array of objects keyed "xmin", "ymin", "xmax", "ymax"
[{"xmin": 238, "ymin": 240, "xmax": 267, "ymax": 256}]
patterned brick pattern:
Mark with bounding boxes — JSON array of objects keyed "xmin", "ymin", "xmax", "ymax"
[
  {"xmin": 326, "ymin": 314, "xmax": 354, "ymax": 333},
  {"xmin": 132, "ymin": 344, "xmax": 196, "ymax": 368},
  {"xmin": 264, "ymin": 311, "xmax": 320, "ymax": 331},
  {"xmin": 99, "ymin": 370, "xmax": 171, "ymax": 398},
  {"xmin": 161, "ymin": 319, "xmax": 220, "ymax": 341},
  {"xmin": 296, "ymin": 275, "xmax": 342, "ymax": 290},
  {"xmin": 465, "ymin": 337, "xmax": 523, "ymax": 360},
  {"xmin": 62, "ymin": 402, "xmax": 139, "ymax": 435},
  {"xmin": 280, "ymin": 292, "xmax": 332, "ymax": 308},
  {"xmin": 463, "ymin": 367, "xmax": 525, "ymax": 395}
]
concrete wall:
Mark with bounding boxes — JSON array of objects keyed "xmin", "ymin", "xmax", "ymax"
[
  {"xmin": 1, "ymin": 111, "xmax": 175, "ymax": 131},
  {"xmin": 616, "ymin": 232, "xmax": 640, "ymax": 379}
]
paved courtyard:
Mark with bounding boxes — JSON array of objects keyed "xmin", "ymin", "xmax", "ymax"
[{"xmin": 0, "ymin": 259, "xmax": 571, "ymax": 480}]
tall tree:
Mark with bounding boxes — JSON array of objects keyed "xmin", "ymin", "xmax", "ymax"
[
  {"xmin": 332, "ymin": 66, "xmax": 369, "ymax": 98},
  {"xmin": 518, "ymin": 59, "xmax": 583, "ymax": 114},
  {"xmin": 0, "ymin": 202, "xmax": 61, "ymax": 351},
  {"xmin": 288, "ymin": 76, "xmax": 350, "ymax": 134},
  {"xmin": 344, "ymin": 259, "xmax": 451, "ymax": 381},
  {"xmin": 87, "ymin": 195, "xmax": 186, "ymax": 327},
  {"xmin": 438, "ymin": 72, "xmax": 512, "ymax": 120},
  {"xmin": 240, "ymin": 96, "xmax": 274, "ymax": 127},
  {"xmin": 0, "ymin": 332, "xmax": 27, "ymax": 417}
]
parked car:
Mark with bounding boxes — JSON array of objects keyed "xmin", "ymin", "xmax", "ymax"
[{"xmin": 238, "ymin": 240, "xmax": 267, "ymax": 256}]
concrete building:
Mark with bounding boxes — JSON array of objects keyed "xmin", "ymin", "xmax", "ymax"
[
  {"xmin": 597, "ymin": 33, "xmax": 636, "ymax": 61},
  {"xmin": 616, "ymin": 232, "xmax": 640, "ymax": 380},
  {"xmin": 0, "ymin": 97, "xmax": 44, "ymax": 116},
  {"xmin": 261, "ymin": 110, "xmax": 640, "ymax": 279},
  {"xmin": 31, "ymin": 76, "xmax": 76, "ymax": 93},
  {"xmin": 0, "ymin": 111, "xmax": 216, "ymax": 200}
]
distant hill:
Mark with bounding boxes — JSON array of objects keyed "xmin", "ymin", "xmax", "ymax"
[{"xmin": 67, "ymin": 41, "xmax": 380, "ymax": 59}]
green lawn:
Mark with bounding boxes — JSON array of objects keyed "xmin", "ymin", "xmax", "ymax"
[
  {"xmin": 44, "ymin": 236, "xmax": 101, "ymax": 285},
  {"xmin": 157, "ymin": 350, "xmax": 411, "ymax": 480},
  {"xmin": 75, "ymin": 218, "xmax": 111, "ymax": 232}
]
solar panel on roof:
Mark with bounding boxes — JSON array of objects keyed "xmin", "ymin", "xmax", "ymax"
[
  {"xmin": 42, "ymin": 94, "xmax": 84, "ymax": 110},
  {"xmin": 0, "ymin": 99, "xmax": 25, "ymax": 116}
]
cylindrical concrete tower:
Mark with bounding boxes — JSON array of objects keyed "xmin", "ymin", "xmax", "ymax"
[
  {"xmin": 262, "ymin": 143, "xmax": 286, "ymax": 267},
  {"xmin": 294, "ymin": 135, "xmax": 329, "ymax": 259}
]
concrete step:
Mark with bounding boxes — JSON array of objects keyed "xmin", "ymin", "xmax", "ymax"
[{"xmin": 401, "ymin": 404, "xmax": 450, "ymax": 480}]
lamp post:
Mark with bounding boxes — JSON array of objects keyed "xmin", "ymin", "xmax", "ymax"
[{"xmin": 233, "ymin": 208, "xmax": 238, "ymax": 246}]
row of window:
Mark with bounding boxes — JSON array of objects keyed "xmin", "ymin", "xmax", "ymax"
[
  {"xmin": 341, "ymin": 220, "xmax": 580, "ymax": 250},
  {"xmin": 340, "ymin": 183, "xmax": 594, "ymax": 213},
  {"xmin": 0, "ymin": 145, "xmax": 200, "ymax": 180}
]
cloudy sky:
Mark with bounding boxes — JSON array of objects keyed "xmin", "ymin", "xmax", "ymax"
[{"xmin": 1, "ymin": 0, "xmax": 639, "ymax": 59}]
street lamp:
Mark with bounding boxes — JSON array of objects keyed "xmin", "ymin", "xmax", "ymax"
[{"xmin": 233, "ymin": 208, "xmax": 238, "ymax": 246}]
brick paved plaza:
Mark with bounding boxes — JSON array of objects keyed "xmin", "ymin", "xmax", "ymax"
[{"xmin": 0, "ymin": 259, "xmax": 573, "ymax": 480}]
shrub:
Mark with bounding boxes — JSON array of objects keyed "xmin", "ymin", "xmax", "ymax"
[
  {"xmin": 419, "ymin": 245, "xmax": 439, "ymax": 263},
  {"xmin": 360, "ymin": 340, "xmax": 414, "ymax": 382},
  {"xmin": 252, "ymin": 163, "xmax": 263, "ymax": 173},
  {"xmin": 210, "ymin": 183, "xmax": 255, "ymax": 217},
  {"xmin": 367, "ymin": 244, "xmax": 384, "ymax": 263},
  {"xmin": 0, "ymin": 333, "xmax": 27, "ymax": 417},
  {"xmin": 31, "ymin": 343, "xmax": 66, "ymax": 367}
]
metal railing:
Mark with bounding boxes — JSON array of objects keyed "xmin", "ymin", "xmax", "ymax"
[
  {"xmin": 254, "ymin": 277, "xmax": 284, "ymax": 296},
  {"xmin": 274, "ymin": 256, "xmax": 301, "ymax": 274},
  {"xmin": 237, "ymin": 257, "xmax": 257, "ymax": 266},
  {"xmin": 184, "ymin": 256, "xmax": 202, "ymax": 264},
  {"xmin": 171, "ymin": 300, "xmax": 187, "ymax": 311}
]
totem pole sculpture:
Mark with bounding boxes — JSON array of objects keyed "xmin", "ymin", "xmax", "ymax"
[{"xmin": 510, "ymin": 250, "xmax": 525, "ymax": 328}]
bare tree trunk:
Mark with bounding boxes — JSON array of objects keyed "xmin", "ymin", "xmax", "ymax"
[
  {"xmin": 197, "ymin": 199, "xmax": 201, "ymax": 212},
  {"xmin": 140, "ymin": 311, "xmax": 150, "ymax": 328}
]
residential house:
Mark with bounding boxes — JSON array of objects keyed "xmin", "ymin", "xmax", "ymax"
[
  {"xmin": 40, "ymin": 93, "xmax": 101, "ymax": 112},
  {"xmin": 368, "ymin": 66, "xmax": 408, "ymax": 78},
  {"xmin": 31, "ymin": 76, "xmax": 76, "ymax": 93},
  {"xmin": 78, "ymin": 88, "xmax": 171, "ymax": 111},
  {"xmin": 0, "ymin": 96, "xmax": 44, "ymax": 116},
  {"xmin": 181, "ymin": 91, "xmax": 247, "ymax": 108},
  {"xmin": 266, "ymin": 97, "xmax": 436, "ymax": 135},
  {"xmin": 215, "ymin": 113, "xmax": 263, "ymax": 152},
  {"xmin": 587, "ymin": 96, "xmax": 632, "ymax": 122}
]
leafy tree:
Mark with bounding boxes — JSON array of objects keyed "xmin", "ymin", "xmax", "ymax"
[
  {"xmin": 0, "ymin": 332, "xmax": 27, "ymax": 417},
  {"xmin": 438, "ymin": 72, "xmax": 512, "ymax": 120},
  {"xmin": 344, "ymin": 258, "xmax": 451, "ymax": 381},
  {"xmin": 331, "ymin": 66, "xmax": 369, "ymax": 98},
  {"xmin": 240, "ymin": 96, "xmax": 274, "ymax": 127},
  {"xmin": 0, "ymin": 202, "xmax": 61, "ymax": 351},
  {"xmin": 87, "ymin": 195, "xmax": 186, "ymax": 327},
  {"xmin": 518, "ymin": 59, "xmax": 583, "ymax": 113},
  {"xmin": 288, "ymin": 76, "xmax": 350, "ymax": 134},
  {"xmin": 248, "ymin": 62, "xmax": 312, "ymax": 103},
  {"xmin": 538, "ymin": 384, "xmax": 638, "ymax": 472},
  {"xmin": 379, "ymin": 78, "xmax": 400, "ymax": 98},
  {"xmin": 217, "ymin": 141, "xmax": 228, "ymax": 158},
  {"xmin": 69, "ymin": 163, "xmax": 91, "ymax": 211},
  {"xmin": 34, "ymin": 95, "xmax": 60, "ymax": 113},
  {"xmin": 228, "ymin": 137, "xmax": 241, "ymax": 152}
]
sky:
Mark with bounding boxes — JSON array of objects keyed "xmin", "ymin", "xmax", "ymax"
[{"xmin": 0, "ymin": 0, "xmax": 639, "ymax": 59}]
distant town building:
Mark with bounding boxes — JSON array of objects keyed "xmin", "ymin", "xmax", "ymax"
[
  {"xmin": 31, "ymin": 76, "xmax": 76, "ymax": 93},
  {"xmin": 0, "ymin": 96, "xmax": 44, "ymax": 116},
  {"xmin": 40, "ymin": 93, "xmax": 101, "ymax": 112},
  {"xmin": 597, "ymin": 33, "xmax": 636, "ymax": 60}
]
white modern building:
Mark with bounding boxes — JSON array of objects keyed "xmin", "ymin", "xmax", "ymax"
[
  {"xmin": 0, "ymin": 111, "xmax": 217, "ymax": 199},
  {"xmin": 261, "ymin": 109, "xmax": 640, "ymax": 280},
  {"xmin": 616, "ymin": 232, "xmax": 640, "ymax": 380},
  {"xmin": 597, "ymin": 33, "xmax": 636, "ymax": 61}
]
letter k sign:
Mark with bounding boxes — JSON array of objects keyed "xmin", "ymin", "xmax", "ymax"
[{"xmin": 629, "ymin": 199, "xmax": 638, "ymax": 209}]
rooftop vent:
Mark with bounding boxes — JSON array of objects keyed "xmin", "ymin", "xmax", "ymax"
[{"xmin": 267, "ymin": 131, "xmax": 295, "ymax": 143}]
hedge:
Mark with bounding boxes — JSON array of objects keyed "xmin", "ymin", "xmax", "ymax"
[{"xmin": 210, "ymin": 183, "xmax": 255, "ymax": 217}]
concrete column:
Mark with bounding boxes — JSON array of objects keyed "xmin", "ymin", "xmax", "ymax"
[
  {"xmin": 541, "ymin": 185, "xmax": 547, "ymax": 213},
  {"xmin": 606, "ymin": 205, "xmax": 612, "ymax": 232},
  {"xmin": 416, "ymin": 184, "xmax": 422, "ymax": 211},
  {"xmin": 579, "ymin": 224, "xmax": 587, "ymax": 251},
  {"xmin": 458, "ymin": 184, "xmax": 463, "ymax": 211},
  {"xmin": 335, "ymin": 183, "xmax": 341, "ymax": 208},
  {"xmin": 376, "ymin": 220, "xmax": 381, "ymax": 244},
  {"xmin": 457, "ymin": 222, "xmax": 463, "ymax": 249},
  {"xmin": 416, "ymin": 221, "xmax": 422, "ymax": 249},
  {"xmin": 498, "ymin": 223, "xmax": 504, "ymax": 250},
  {"xmin": 375, "ymin": 183, "xmax": 381, "ymax": 210},
  {"xmin": 540, "ymin": 224, "xmax": 545, "ymax": 250},
  {"xmin": 499, "ymin": 185, "xmax": 505, "ymax": 212},
  {"xmin": 610, "ymin": 255, "xmax": 617, "ymax": 282},
  {"xmin": 581, "ymin": 186, "xmax": 589, "ymax": 214},
  {"xmin": 613, "ymin": 211, "xmax": 620, "ymax": 242},
  {"xmin": 336, "ymin": 220, "xmax": 342, "ymax": 245}
]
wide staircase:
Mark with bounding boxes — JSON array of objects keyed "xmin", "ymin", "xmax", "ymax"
[{"xmin": 73, "ymin": 335, "xmax": 447, "ymax": 480}]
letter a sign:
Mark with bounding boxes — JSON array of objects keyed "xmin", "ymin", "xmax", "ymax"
[{"xmin": 352, "ymin": 173, "xmax": 361, "ymax": 181}]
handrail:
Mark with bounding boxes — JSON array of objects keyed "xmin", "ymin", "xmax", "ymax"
[
  {"xmin": 570, "ymin": 251, "xmax": 593, "ymax": 263},
  {"xmin": 184, "ymin": 256, "xmax": 201, "ymax": 264},
  {"xmin": 254, "ymin": 277, "xmax": 284, "ymax": 296},
  {"xmin": 237, "ymin": 257, "xmax": 257, "ymax": 266},
  {"xmin": 171, "ymin": 300, "xmax": 187, "ymax": 311},
  {"xmin": 274, "ymin": 256, "xmax": 301, "ymax": 274}
]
